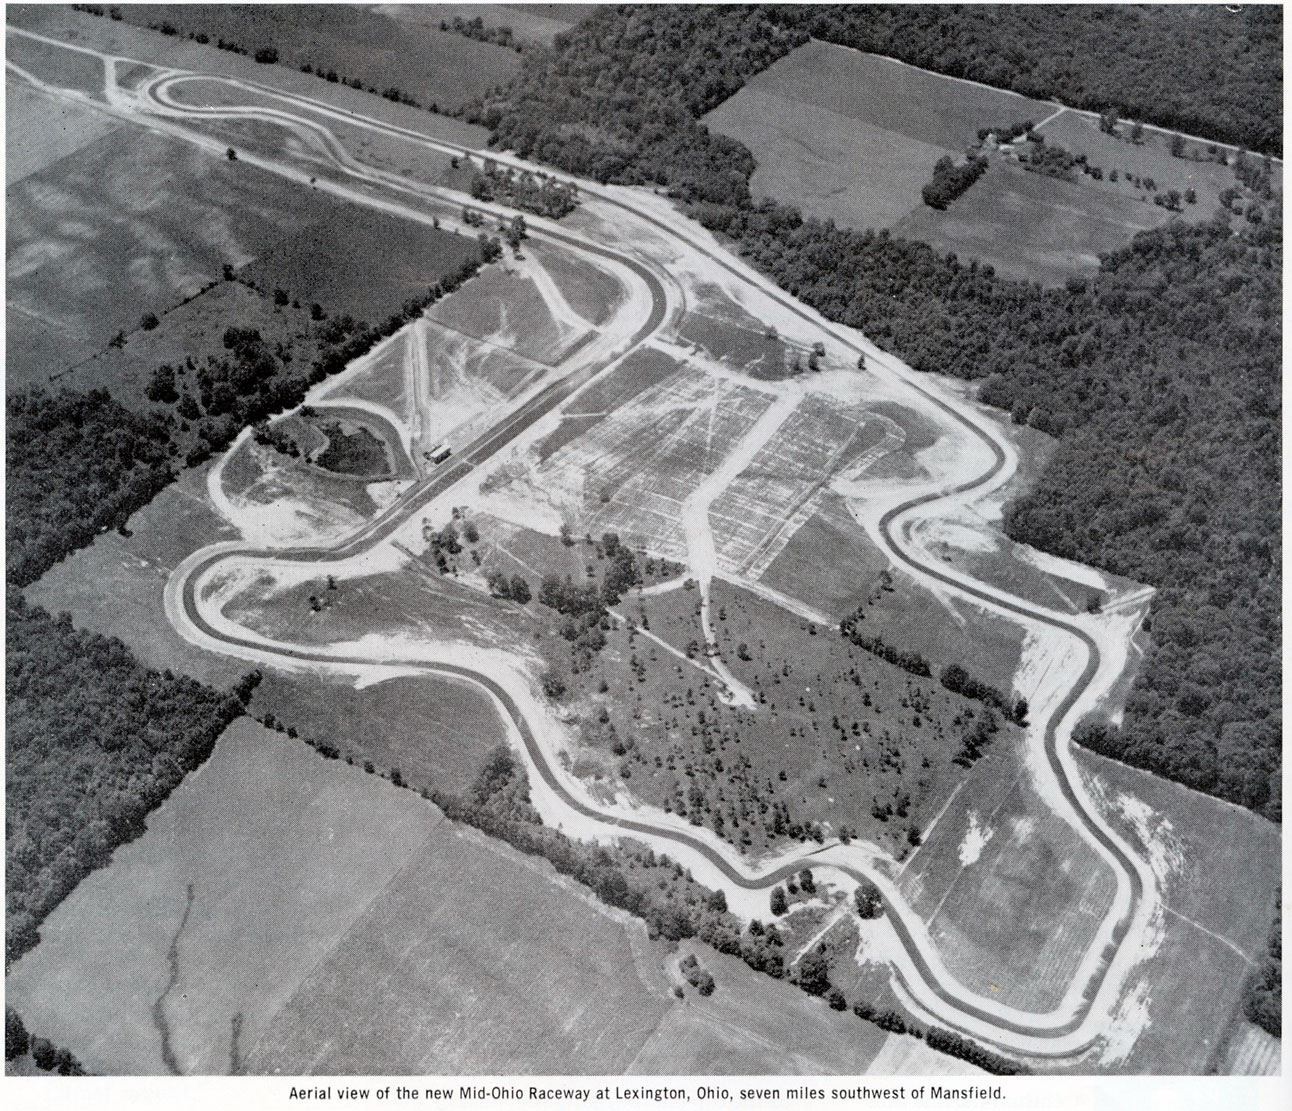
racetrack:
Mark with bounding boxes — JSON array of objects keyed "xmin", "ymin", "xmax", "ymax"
[{"xmin": 9, "ymin": 24, "xmax": 1160, "ymax": 1064}]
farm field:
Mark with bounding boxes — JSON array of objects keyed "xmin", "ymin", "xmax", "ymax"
[
  {"xmin": 3, "ymin": 719, "xmax": 442, "ymax": 1075},
  {"xmin": 247, "ymin": 670, "xmax": 508, "ymax": 798},
  {"xmin": 894, "ymin": 160, "xmax": 1173, "ymax": 286},
  {"xmin": 110, "ymin": 3, "xmax": 523, "ymax": 112},
  {"xmin": 23, "ymin": 467, "xmax": 251, "ymax": 691},
  {"xmin": 626, "ymin": 940, "xmax": 889, "ymax": 1074},
  {"xmin": 239, "ymin": 205, "xmax": 482, "ymax": 324},
  {"xmin": 704, "ymin": 39, "xmax": 1054, "ymax": 232},
  {"xmin": 5, "ymin": 115, "xmax": 328, "ymax": 383},
  {"xmin": 242, "ymin": 822, "xmax": 674, "ymax": 1075},
  {"xmin": 1069, "ymin": 749, "xmax": 1282, "ymax": 1074},
  {"xmin": 4, "ymin": 76, "xmax": 120, "ymax": 185},
  {"xmin": 704, "ymin": 86, "xmax": 954, "ymax": 232}
]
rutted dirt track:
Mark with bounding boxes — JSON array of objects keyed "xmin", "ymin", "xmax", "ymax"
[{"xmin": 9, "ymin": 25, "xmax": 1160, "ymax": 1062}]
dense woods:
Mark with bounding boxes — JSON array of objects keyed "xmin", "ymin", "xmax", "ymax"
[
  {"xmin": 470, "ymin": 6, "xmax": 808, "ymax": 204},
  {"xmin": 5, "ymin": 390, "xmax": 176, "ymax": 589},
  {"xmin": 771, "ymin": 4, "xmax": 1283, "ymax": 154},
  {"xmin": 474, "ymin": 5, "xmax": 1281, "ymax": 820},
  {"xmin": 5, "ymin": 596, "xmax": 248, "ymax": 965}
]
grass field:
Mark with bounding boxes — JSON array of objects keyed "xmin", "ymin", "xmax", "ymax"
[
  {"xmin": 1071, "ymin": 750, "xmax": 1281, "ymax": 1073},
  {"xmin": 6, "ymin": 119, "xmax": 325, "ymax": 383},
  {"xmin": 427, "ymin": 264, "xmax": 585, "ymax": 367},
  {"xmin": 530, "ymin": 241, "xmax": 624, "ymax": 327},
  {"xmin": 6, "ymin": 23, "xmax": 106, "ymax": 97},
  {"xmin": 580, "ymin": 578, "xmax": 1021, "ymax": 858},
  {"xmin": 760, "ymin": 491, "xmax": 890, "ymax": 617},
  {"xmin": 894, "ymin": 160, "xmax": 1172, "ymax": 286},
  {"xmin": 922, "ymin": 775, "xmax": 1117, "ymax": 1013},
  {"xmin": 704, "ymin": 39, "xmax": 1053, "ymax": 233},
  {"xmin": 242, "ymin": 822, "xmax": 674, "ymax": 1075},
  {"xmin": 23, "ymin": 467, "xmax": 251, "ymax": 691},
  {"xmin": 52, "ymin": 280, "xmax": 316, "ymax": 410},
  {"xmin": 113, "ymin": 3, "xmax": 522, "ymax": 113},
  {"xmin": 3, "ymin": 719, "xmax": 442, "ymax": 1075},
  {"xmin": 760, "ymin": 492, "xmax": 1028, "ymax": 698},
  {"xmin": 5, "ymin": 77, "xmax": 120, "ymax": 186},
  {"xmin": 247, "ymin": 670, "xmax": 508, "ymax": 798},
  {"xmin": 626, "ymin": 940, "xmax": 890, "ymax": 1074},
  {"xmin": 240, "ymin": 206, "xmax": 482, "ymax": 324},
  {"xmin": 1036, "ymin": 109, "xmax": 1279, "ymax": 226},
  {"xmin": 322, "ymin": 330, "xmax": 411, "ymax": 419}
]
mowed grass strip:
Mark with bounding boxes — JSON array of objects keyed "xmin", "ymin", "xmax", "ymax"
[
  {"xmin": 3, "ymin": 720, "xmax": 443, "ymax": 1075},
  {"xmin": 243, "ymin": 824, "xmax": 674, "ymax": 1075}
]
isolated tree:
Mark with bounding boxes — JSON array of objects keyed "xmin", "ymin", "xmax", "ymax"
[
  {"xmin": 1170, "ymin": 133, "xmax": 1186, "ymax": 158},
  {"xmin": 769, "ymin": 885, "xmax": 788, "ymax": 916},
  {"xmin": 510, "ymin": 574, "xmax": 531, "ymax": 603},
  {"xmin": 799, "ymin": 868, "xmax": 816, "ymax": 894},
  {"xmin": 1098, "ymin": 106, "xmax": 1119, "ymax": 135},
  {"xmin": 854, "ymin": 878, "xmax": 883, "ymax": 919},
  {"xmin": 226, "ymin": 147, "xmax": 237, "ymax": 161},
  {"xmin": 1130, "ymin": 120, "xmax": 1144, "ymax": 143}
]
